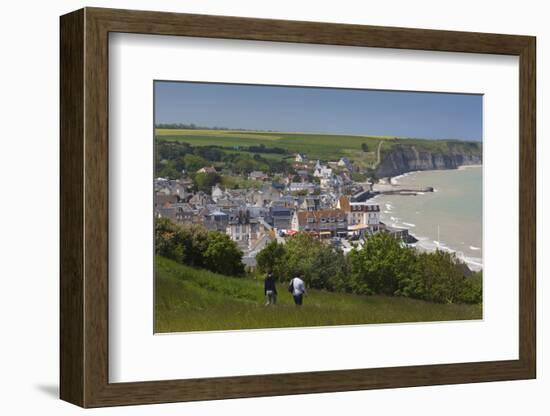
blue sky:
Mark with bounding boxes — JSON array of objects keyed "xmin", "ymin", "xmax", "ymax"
[{"xmin": 154, "ymin": 81, "xmax": 482, "ymax": 141}]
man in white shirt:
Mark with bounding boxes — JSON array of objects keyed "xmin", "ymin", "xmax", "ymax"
[{"xmin": 289, "ymin": 274, "xmax": 307, "ymax": 306}]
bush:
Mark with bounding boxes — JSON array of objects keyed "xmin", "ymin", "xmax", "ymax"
[
  {"xmin": 403, "ymin": 251, "xmax": 466, "ymax": 303},
  {"xmin": 457, "ymin": 271, "xmax": 483, "ymax": 304},
  {"xmin": 155, "ymin": 218, "xmax": 244, "ymax": 276},
  {"xmin": 255, "ymin": 240, "xmax": 285, "ymax": 275},
  {"xmin": 348, "ymin": 232, "xmax": 417, "ymax": 296},
  {"xmin": 347, "ymin": 233, "xmax": 481, "ymax": 304},
  {"xmin": 203, "ymin": 232, "xmax": 245, "ymax": 276},
  {"xmin": 256, "ymin": 233, "xmax": 351, "ymax": 291}
]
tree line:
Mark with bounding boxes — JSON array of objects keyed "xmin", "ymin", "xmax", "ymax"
[
  {"xmin": 155, "ymin": 217, "xmax": 245, "ymax": 276},
  {"xmin": 155, "ymin": 141, "xmax": 292, "ymax": 180},
  {"xmin": 256, "ymin": 232, "xmax": 482, "ymax": 304},
  {"xmin": 155, "ymin": 218, "xmax": 482, "ymax": 305}
]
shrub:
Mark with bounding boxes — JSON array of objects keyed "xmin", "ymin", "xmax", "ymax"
[
  {"xmin": 348, "ymin": 233, "xmax": 417, "ymax": 296},
  {"xmin": 154, "ymin": 218, "xmax": 244, "ymax": 276}
]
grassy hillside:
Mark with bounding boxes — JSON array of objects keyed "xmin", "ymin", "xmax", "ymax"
[
  {"xmin": 155, "ymin": 256, "xmax": 482, "ymax": 333},
  {"xmin": 155, "ymin": 129, "xmax": 481, "ymax": 170},
  {"xmin": 155, "ymin": 129, "xmax": 391, "ymax": 167}
]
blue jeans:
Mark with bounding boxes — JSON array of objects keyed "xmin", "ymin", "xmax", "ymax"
[{"xmin": 293, "ymin": 294, "xmax": 303, "ymax": 305}]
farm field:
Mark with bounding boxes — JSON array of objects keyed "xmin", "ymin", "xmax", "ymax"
[
  {"xmin": 155, "ymin": 128, "xmax": 481, "ymax": 170},
  {"xmin": 155, "ymin": 128, "xmax": 394, "ymax": 166},
  {"xmin": 155, "ymin": 256, "xmax": 482, "ymax": 333}
]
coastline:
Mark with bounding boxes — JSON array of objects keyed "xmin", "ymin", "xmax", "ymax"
[{"xmin": 373, "ymin": 165, "xmax": 483, "ymax": 272}]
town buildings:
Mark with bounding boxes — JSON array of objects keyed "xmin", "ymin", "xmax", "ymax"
[
  {"xmin": 154, "ymin": 152, "xmax": 409, "ymax": 266},
  {"xmin": 291, "ymin": 209, "xmax": 348, "ymax": 238}
]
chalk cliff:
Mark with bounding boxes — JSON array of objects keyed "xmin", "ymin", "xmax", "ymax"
[{"xmin": 375, "ymin": 144, "xmax": 482, "ymax": 178}]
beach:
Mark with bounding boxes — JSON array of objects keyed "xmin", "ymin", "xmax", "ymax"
[{"xmin": 373, "ymin": 165, "xmax": 483, "ymax": 271}]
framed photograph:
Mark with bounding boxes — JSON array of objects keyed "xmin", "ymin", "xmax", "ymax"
[{"xmin": 60, "ymin": 7, "xmax": 536, "ymax": 408}]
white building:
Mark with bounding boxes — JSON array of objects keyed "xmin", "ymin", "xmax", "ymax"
[
  {"xmin": 289, "ymin": 182, "xmax": 317, "ymax": 193},
  {"xmin": 337, "ymin": 196, "xmax": 381, "ymax": 231},
  {"xmin": 313, "ymin": 160, "xmax": 333, "ymax": 179},
  {"xmin": 337, "ymin": 157, "xmax": 352, "ymax": 170},
  {"xmin": 211, "ymin": 184, "xmax": 225, "ymax": 201}
]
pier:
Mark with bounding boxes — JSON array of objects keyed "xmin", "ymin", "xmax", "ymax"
[{"xmin": 372, "ymin": 183, "xmax": 434, "ymax": 195}]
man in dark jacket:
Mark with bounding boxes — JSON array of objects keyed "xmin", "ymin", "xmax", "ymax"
[{"xmin": 264, "ymin": 272, "xmax": 277, "ymax": 306}]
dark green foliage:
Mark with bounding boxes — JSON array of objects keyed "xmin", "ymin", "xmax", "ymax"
[
  {"xmin": 255, "ymin": 240, "xmax": 286, "ymax": 274},
  {"xmin": 256, "ymin": 234, "xmax": 351, "ymax": 291},
  {"xmin": 255, "ymin": 231, "xmax": 482, "ymax": 304},
  {"xmin": 401, "ymin": 251, "xmax": 467, "ymax": 303},
  {"xmin": 183, "ymin": 153, "xmax": 208, "ymax": 172},
  {"xmin": 204, "ymin": 232, "xmax": 246, "ymax": 276},
  {"xmin": 361, "ymin": 143, "xmax": 369, "ymax": 152},
  {"xmin": 351, "ymin": 172, "xmax": 368, "ymax": 182},
  {"xmin": 193, "ymin": 172, "xmax": 221, "ymax": 192},
  {"xmin": 156, "ymin": 160, "xmax": 180, "ymax": 179},
  {"xmin": 245, "ymin": 144, "xmax": 287, "ymax": 154},
  {"xmin": 458, "ymin": 271, "xmax": 483, "ymax": 304},
  {"xmin": 194, "ymin": 146, "xmax": 224, "ymax": 162},
  {"xmin": 349, "ymin": 232, "xmax": 417, "ymax": 296},
  {"xmin": 155, "ymin": 218, "xmax": 244, "ymax": 276}
]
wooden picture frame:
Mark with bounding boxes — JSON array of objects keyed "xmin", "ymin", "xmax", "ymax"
[{"xmin": 60, "ymin": 7, "xmax": 536, "ymax": 408}]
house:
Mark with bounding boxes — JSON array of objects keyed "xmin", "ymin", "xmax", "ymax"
[
  {"xmin": 249, "ymin": 171, "xmax": 269, "ymax": 181},
  {"xmin": 300, "ymin": 196, "xmax": 320, "ymax": 211},
  {"xmin": 188, "ymin": 191, "xmax": 214, "ymax": 207},
  {"xmin": 296, "ymin": 169, "xmax": 309, "ymax": 179},
  {"xmin": 320, "ymin": 175, "xmax": 343, "ymax": 190},
  {"xmin": 271, "ymin": 181, "xmax": 286, "ymax": 191},
  {"xmin": 203, "ymin": 209, "xmax": 230, "ymax": 232},
  {"xmin": 337, "ymin": 157, "xmax": 352, "ymax": 170},
  {"xmin": 383, "ymin": 225, "xmax": 412, "ymax": 242},
  {"xmin": 271, "ymin": 195, "xmax": 298, "ymax": 209},
  {"xmin": 295, "ymin": 153, "xmax": 308, "ymax": 163},
  {"xmin": 197, "ymin": 166, "xmax": 217, "ymax": 174},
  {"xmin": 313, "ymin": 160, "xmax": 333, "ymax": 179},
  {"xmin": 269, "ymin": 207, "xmax": 294, "ymax": 230},
  {"xmin": 173, "ymin": 203, "xmax": 195, "ymax": 223},
  {"xmin": 291, "ymin": 209, "xmax": 348, "ymax": 238},
  {"xmin": 156, "ymin": 205, "xmax": 177, "ymax": 221},
  {"xmin": 226, "ymin": 211, "xmax": 272, "ymax": 252},
  {"xmin": 289, "ymin": 182, "xmax": 317, "ymax": 193},
  {"xmin": 252, "ymin": 185, "xmax": 281, "ymax": 207},
  {"xmin": 211, "ymin": 184, "xmax": 225, "ymax": 201},
  {"xmin": 154, "ymin": 194, "xmax": 178, "ymax": 210},
  {"xmin": 337, "ymin": 196, "xmax": 381, "ymax": 233}
]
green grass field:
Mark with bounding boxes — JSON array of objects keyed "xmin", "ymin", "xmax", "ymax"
[
  {"xmin": 155, "ymin": 256, "xmax": 482, "ymax": 333},
  {"xmin": 155, "ymin": 128, "xmax": 481, "ymax": 170},
  {"xmin": 155, "ymin": 129, "xmax": 390, "ymax": 165}
]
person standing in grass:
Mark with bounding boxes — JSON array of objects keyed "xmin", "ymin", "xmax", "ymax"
[
  {"xmin": 289, "ymin": 274, "xmax": 307, "ymax": 306},
  {"xmin": 264, "ymin": 272, "xmax": 278, "ymax": 306}
]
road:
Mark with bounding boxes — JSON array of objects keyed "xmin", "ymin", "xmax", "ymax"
[{"xmin": 374, "ymin": 140, "xmax": 383, "ymax": 168}]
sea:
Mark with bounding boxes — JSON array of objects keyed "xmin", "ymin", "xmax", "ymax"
[{"xmin": 371, "ymin": 165, "xmax": 483, "ymax": 271}]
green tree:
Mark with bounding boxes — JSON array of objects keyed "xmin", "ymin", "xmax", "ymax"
[
  {"xmin": 183, "ymin": 153, "xmax": 207, "ymax": 172},
  {"xmin": 348, "ymin": 232, "xmax": 417, "ymax": 295},
  {"xmin": 193, "ymin": 172, "xmax": 221, "ymax": 192},
  {"xmin": 361, "ymin": 143, "xmax": 369, "ymax": 152},
  {"xmin": 256, "ymin": 240, "xmax": 286, "ymax": 276},
  {"xmin": 154, "ymin": 217, "xmax": 183, "ymax": 260},
  {"xmin": 399, "ymin": 250, "xmax": 473, "ymax": 304},
  {"xmin": 203, "ymin": 232, "xmax": 245, "ymax": 276},
  {"xmin": 458, "ymin": 271, "xmax": 483, "ymax": 304},
  {"xmin": 157, "ymin": 160, "xmax": 180, "ymax": 179},
  {"xmin": 283, "ymin": 234, "xmax": 349, "ymax": 289}
]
